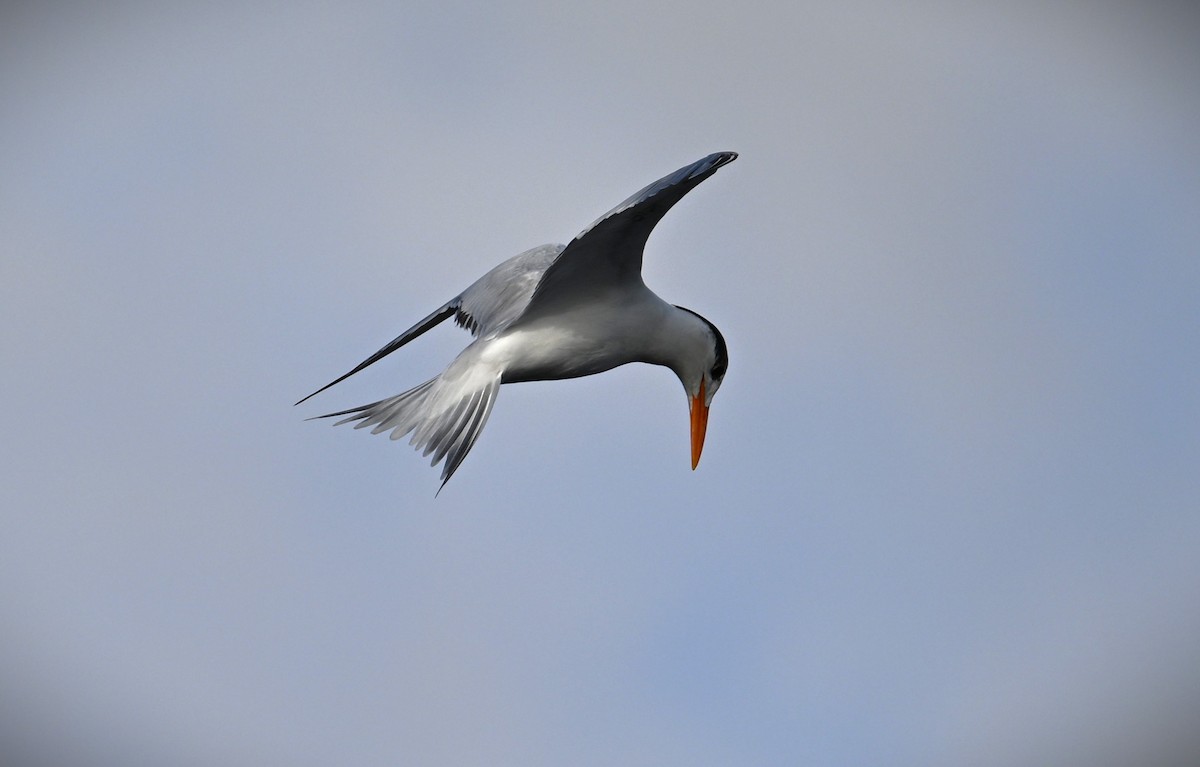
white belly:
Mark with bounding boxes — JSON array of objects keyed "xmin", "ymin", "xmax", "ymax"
[{"xmin": 494, "ymin": 297, "xmax": 672, "ymax": 383}]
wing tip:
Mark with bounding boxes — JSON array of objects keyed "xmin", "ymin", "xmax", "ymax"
[
  {"xmin": 573, "ymin": 150, "xmax": 739, "ymax": 240},
  {"xmin": 690, "ymin": 151, "xmax": 738, "ymax": 179},
  {"xmin": 706, "ymin": 150, "xmax": 739, "ymax": 167}
]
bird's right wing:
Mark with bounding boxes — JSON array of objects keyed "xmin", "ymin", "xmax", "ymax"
[
  {"xmin": 513, "ymin": 152, "xmax": 737, "ymax": 327},
  {"xmin": 295, "ymin": 243, "xmax": 564, "ymax": 405}
]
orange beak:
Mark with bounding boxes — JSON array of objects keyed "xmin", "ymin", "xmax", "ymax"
[{"xmin": 689, "ymin": 378, "xmax": 710, "ymax": 470}]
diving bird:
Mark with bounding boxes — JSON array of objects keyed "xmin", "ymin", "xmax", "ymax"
[{"xmin": 298, "ymin": 151, "xmax": 736, "ymax": 489}]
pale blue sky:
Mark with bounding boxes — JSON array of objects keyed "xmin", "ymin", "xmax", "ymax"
[{"xmin": 2, "ymin": 2, "xmax": 1199, "ymax": 765}]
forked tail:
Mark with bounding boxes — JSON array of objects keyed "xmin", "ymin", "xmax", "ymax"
[{"xmin": 311, "ymin": 374, "xmax": 501, "ymax": 490}]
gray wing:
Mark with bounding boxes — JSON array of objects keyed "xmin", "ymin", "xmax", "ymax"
[
  {"xmin": 455, "ymin": 243, "xmax": 564, "ymax": 336},
  {"xmin": 513, "ymin": 152, "xmax": 737, "ymax": 326},
  {"xmin": 296, "ymin": 243, "xmax": 564, "ymax": 405}
]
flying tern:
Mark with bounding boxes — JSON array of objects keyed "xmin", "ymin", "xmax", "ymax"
[{"xmin": 298, "ymin": 151, "xmax": 736, "ymax": 489}]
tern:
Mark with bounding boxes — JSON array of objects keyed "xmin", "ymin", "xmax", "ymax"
[{"xmin": 298, "ymin": 151, "xmax": 736, "ymax": 489}]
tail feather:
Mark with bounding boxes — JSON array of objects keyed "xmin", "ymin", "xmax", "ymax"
[
  {"xmin": 424, "ymin": 391, "xmax": 476, "ymax": 460},
  {"xmin": 441, "ymin": 384, "xmax": 495, "ymax": 484},
  {"xmin": 312, "ymin": 374, "xmax": 500, "ymax": 489}
]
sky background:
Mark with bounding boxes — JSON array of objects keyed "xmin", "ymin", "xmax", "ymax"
[{"xmin": 2, "ymin": 2, "xmax": 1199, "ymax": 765}]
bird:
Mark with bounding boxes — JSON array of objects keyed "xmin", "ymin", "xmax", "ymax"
[{"xmin": 297, "ymin": 151, "xmax": 736, "ymax": 490}]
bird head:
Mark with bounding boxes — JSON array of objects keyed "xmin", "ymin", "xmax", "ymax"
[{"xmin": 672, "ymin": 307, "xmax": 728, "ymax": 470}]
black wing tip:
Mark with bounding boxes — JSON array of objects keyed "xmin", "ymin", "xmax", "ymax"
[
  {"xmin": 294, "ymin": 377, "xmax": 345, "ymax": 407},
  {"xmin": 294, "ymin": 391, "xmax": 319, "ymax": 407},
  {"xmin": 677, "ymin": 151, "xmax": 738, "ymax": 189},
  {"xmin": 696, "ymin": 151, "xmax": 738, "ymax": 175}
]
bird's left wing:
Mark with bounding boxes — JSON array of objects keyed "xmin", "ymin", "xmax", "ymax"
[
  {"xmin": 514, "ymin": 152, "xmax": 737, "ymax": 326},
  {"xmin": 295, "ymin": 243, "xmax": 563, "ymax": 405}
]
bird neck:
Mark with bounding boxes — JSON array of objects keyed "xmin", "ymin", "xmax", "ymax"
[{"xmin": 655, "ymin": 305, "xmax": 713, "ymax": 395}]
